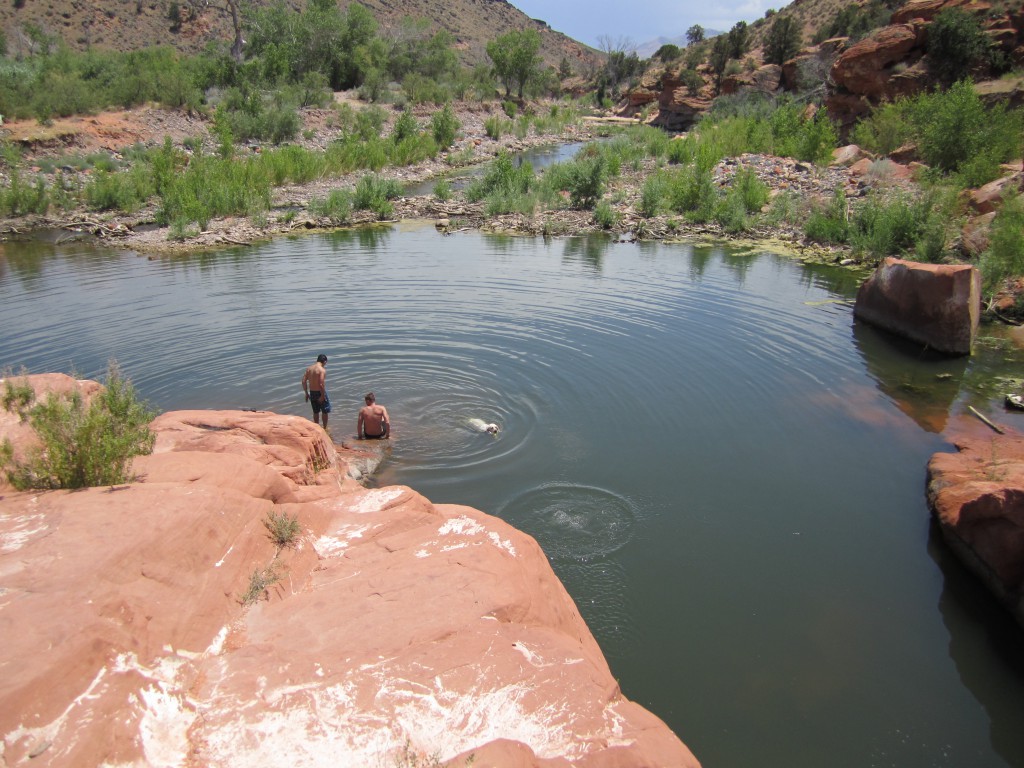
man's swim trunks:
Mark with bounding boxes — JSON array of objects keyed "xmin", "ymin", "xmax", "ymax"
[
  {"xmin": 363, "ymin": 432, "xmax": 387, "ymax": 439},
  {"xmin": 310, "ymin": 390, "xmax": 331, "ymax": 415}
]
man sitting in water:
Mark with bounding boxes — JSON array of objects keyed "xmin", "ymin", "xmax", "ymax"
[{"xmin": 357, "ymin": 392, "xmax": 390, "ymax": 439}]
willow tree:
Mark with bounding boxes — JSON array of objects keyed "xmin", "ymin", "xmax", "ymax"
[{"xmin": 487, "ymin": 28, "xmax": 542, "ymax": 100}]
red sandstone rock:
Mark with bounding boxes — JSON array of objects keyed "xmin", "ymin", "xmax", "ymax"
[
  {"xmin": 928, "ymin": 431, "xmax": 1024, "ymax": 628},
  {"xmin": 824, "ymin": 90, "xmax": 880, "ymax": 130},
  {"xmin": 830, "ymin": 145, "xmax": 867, "ymax": 167},
  {"xmin": 961, "ymin": 212, "xmax": 997, "ymax": 257},
  {"xmin": 967, "ymin": 172, "xmax": 1024, "ymax": 215},
  {"xmin": 892, "ymin": 0, "xmax": 979, "ymax": 24},
  {"xmin": 854, "ymin": 257, "xmax": 981, "ymax": 355},
  {"xmin": 830, "ymin": 25, "xmax": 923, "ymax": 98},
  {"xmin": 0, "ymin": 397, "xmax": 700, "ymax": 767}
]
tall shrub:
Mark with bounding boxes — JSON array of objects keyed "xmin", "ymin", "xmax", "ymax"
[{"xmin": 1, "ymin": 362, "xmax": 156, "ymax": 490}]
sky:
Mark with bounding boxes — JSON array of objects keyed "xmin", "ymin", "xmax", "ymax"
[{"xmin": 508, "ymin": 0, "xmax": 771, "ymax": 49}]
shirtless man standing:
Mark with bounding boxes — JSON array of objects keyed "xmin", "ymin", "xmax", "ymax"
[
  {"xmin": 301, "ymin": 354, "xmax": 330, "ymax": 428},
  {"xmin": 357, "ymin": 392, "xmax": 390, "ymax": 439}
]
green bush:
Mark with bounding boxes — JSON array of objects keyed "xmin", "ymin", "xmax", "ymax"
[
  {"xmin": 431, "ymin": 103, "xmax": 460, "ymax": 148},
  {"xmin": 593, "ymin": 199, "xmax": 619, "ymax": 229},
  {"xmin": 158, "ymin": 153, "xmax": 272, "ymax": 230},
  {"xmin": 1, "ymin": 362, "xmax": 155, "ymax": 490},
  {"xmin": 564, "ymin": 154, "xmax": 606, "ymax": 209},
  {"xmin": 804, "ymin": 188, "xmax": 850, "ymax": 244},
  {"xmin": 980, "ymin": 193, "xmax": 1024, "ymax": 297},
  {"xmin": 465, "ymin": 151, "xmax": 534, "ymax": 202},
  {"xmin": 640, "ymin": 172, "xmax": 669, "ymax": 217},
  {"xmin": 484, "ymin": 115, "xmax": 511, "ymax": 140},
  {"xmin": 914, "ymin": 80, "xmax": 1023, "ymax": 186},
  {"xmin": 309, "ymin": 189, "xmax": 353, "ymax": 224},
  {"xmin": 850, "ymin": 99, "xmax": 916, "ymax": 155},
  {"xmin": 927, "ymin": 8, "xmax": 997, "ymax": 84},
  {"xmin": 733, "ymin": 167, "xmax": 770, "ymax": 212},
  {"xmin": 0, "ymin": 171, "xmax": 51, "ymax": 216},
  {"xmin": 432, "ymin": 179, "xmax": 452, "ymax": 201},
  {"xmin": 83, "ymin": 169, "xmax": 137, "ymax": 212},
  {"xmin": 391, "ymin": 110, "xmax": 419, "ymax": 143},
  {"xmin": 353, "ymin": 173, "xmax": 402, "ymax": 220},
  {"xmin": 666, "ymin": 164, "xmax": 718, "ymax": 223},
  {"xmin": 1, "ymin": 376, "xmax": 34, "ymax": 418}
]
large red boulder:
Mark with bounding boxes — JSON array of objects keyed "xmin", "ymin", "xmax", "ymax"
[
  {"xmin": 854, "ymin": 257, "xmax": 981, "ymax": 355},
  {"xmin": 830, "ymin": 24, "xmax": 924, "ymax": 98},
  {"xmin": 928, "ymin": 430, "xmax": 1024, "ymax": 627},
  {"xmin": 0, "ymin": 391, "xmax": 700, "ymax": 767}
]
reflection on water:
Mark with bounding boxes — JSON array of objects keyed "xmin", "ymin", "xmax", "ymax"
[
  {"xmin": 853, "ymin": 319, "xmax": 970, "ymax": 433},
  {"xmin": 928, "ymin": 524, "xmax": 1024, "ymax": 767},
  {"xmin": 2, "ymin": 226, "xmax": 1024, "ymax": 768}
]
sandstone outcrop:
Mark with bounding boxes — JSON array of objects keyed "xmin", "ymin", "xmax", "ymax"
[
  {"xmin": 829, "ymin": 24, "xmax": 924, "ymax": 100},
  {"xmin": 0, "ymin": 376, "xmax": 699, "ymax": 767},
  {"xmin": 825, "ymin": 2, "xmax": 1024, "ymax": 128},
  {"xmin": 928, "ymin": 429, "xmax": 1024, "ymax": 628},
  {"xmin": 854, "ymin": 257, "xmax": 981, "ymax": 355}
]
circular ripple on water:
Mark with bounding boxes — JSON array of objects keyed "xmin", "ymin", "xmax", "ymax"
[{"xmin": 497, "ymin": 483, "xmax": 636, "ymax": 561}]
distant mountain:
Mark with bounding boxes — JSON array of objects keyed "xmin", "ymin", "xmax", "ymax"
[{"xmin": 0, "ymin": 0, "xmax": 600, "ymax": 70}]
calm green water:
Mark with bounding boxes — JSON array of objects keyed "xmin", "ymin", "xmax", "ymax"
[{"xmin": 2, "ymin": 225, "xmax": 1023, "ymax": 768}]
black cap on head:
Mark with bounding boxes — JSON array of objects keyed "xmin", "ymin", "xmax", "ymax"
[{"xmin": 317, "ymin": 354, "xmax": 328, "ymax": 363}]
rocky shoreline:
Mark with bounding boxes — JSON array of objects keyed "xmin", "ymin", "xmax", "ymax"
[{"xmin": 0, "ymin": 374, "xmax": 701, "ymax": 767}]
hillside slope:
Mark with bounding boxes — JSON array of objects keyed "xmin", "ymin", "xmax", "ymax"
[{"xmin": 0, "ymin": 0, "xmax": 599, "ymax": 70}]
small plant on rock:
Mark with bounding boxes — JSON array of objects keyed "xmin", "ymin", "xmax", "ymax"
[
  {"xmin": 240, "ymin": 563, "xmax": 283, "ymax": 606},
  {"xmin": 264, "ymin": 509, "xmax": 301, "ymax": 550},
  {"xmin": 1, "ymin": 375, "xmax": 34, "ymax": 418}
]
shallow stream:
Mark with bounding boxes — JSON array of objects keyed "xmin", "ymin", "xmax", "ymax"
[{"xmin": 1, "ymin": 225, "xmax": 1023, "ymax": 767}]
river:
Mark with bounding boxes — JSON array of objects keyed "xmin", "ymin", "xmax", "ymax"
[{"xmin": 1, "ymin": 224, "xmax": 1023, "ymax": 768}]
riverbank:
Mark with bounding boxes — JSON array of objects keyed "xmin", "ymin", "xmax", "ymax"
[
  {"xmin": 2, "ymin": 98, "xmax": 1021, "ymax": 315},
  {"xmin": 0, "ymin": 100, "xmax": 862, "ymax": 261}
]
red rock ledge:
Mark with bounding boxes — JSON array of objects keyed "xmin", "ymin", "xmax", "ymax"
[
  {"xmin": 0, "ymin": 374, "xmax": 699, "ymax": 767},
  {"xmin": 928, "ymin": 423, "xmax": 1024, "ymax": 628}
]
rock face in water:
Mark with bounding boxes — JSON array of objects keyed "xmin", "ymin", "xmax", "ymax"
[
  {"xmin": 928, "ymin": 430, "xmax": 1024, "ymax": 628},
  {"xmin": 0, "ymin": 376, "xmax": 699, "ymax": 767},
  {"xmin": 854, "ymin": 257, "xmax": 980, "ymax": 355}
]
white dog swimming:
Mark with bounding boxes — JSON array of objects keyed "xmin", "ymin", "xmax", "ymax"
[{"xmin": 467, "ymin": 418, "xmax": 500, "ymax": 435}]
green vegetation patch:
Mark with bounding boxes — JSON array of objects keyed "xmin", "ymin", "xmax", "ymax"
[{"xmin": 1, "ymin": 362, "xmax": 155, "ymax": 490}]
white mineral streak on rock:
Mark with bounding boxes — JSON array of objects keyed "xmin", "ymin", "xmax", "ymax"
[
  {"xmin": 313, "ymin": 524, "xmax": 371, "ymax": 558},
  {"xmin": 437, "ymin": 516, "xmax": 517, "ymax": 556},
  {"xmin": 198, "ymin": 682, "xmax": 395, "ymax": 768},
  {"xmin": 353, "ymin": 487, "xmax": 404, "ymax": 514},
  {"xmin": 137, "ymin": 685, "xmax": 196, "ymax": 768},
  {"xmin": 0, "ymin": 512, "xmax": 48, "ymax": 552},
  {"xmin": 4, "ymin": 665, "xmax": 109, "ymax": 758},
  {"xmin": 379, "ymin": 672, "xmax": 578, "ymax": 761},
  {"xmin": 206, "ymin": 625, "xmax": 230, "ymax": 656},
  {"xmin": 214, "ymin": 542, "xmax": 234, "ymax": 567}
]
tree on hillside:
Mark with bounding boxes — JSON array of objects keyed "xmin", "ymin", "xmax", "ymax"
[
  {"xmin": 245, "ymin": 1, "xmax": 380, "ymax": 89},
  {"xmin": 486, "ymin": 28, "xmax": 542, "ymax": 99},
  {"xmin": 653, "ymin": 43, "xmax": 681, "ymax": 62},
  {"xmin": 186, "ymin": 0, "xmax": 245, "ymax": 62},
  {"xmin": 709, "ymin": 35, "xmax": 731, "ymax": 92},
  {"xmin": 926, "ymin": 8, "xmax": 997, "ymax": 85},
  {"xmin": 686, "ymin": 24, "xmax": 705, "ymax": 46},
  {"xmin": 765, "ymin": 15, "xmax": 802, "ymax": 65},
  {"xmin": 727, "ymin": 21, "xmax": 749, "ymax": 59}
]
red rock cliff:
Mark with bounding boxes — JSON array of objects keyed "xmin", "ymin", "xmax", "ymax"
[{"xmin": 0, "ymin": 375, "xmax": 699, "ymax": 767}]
